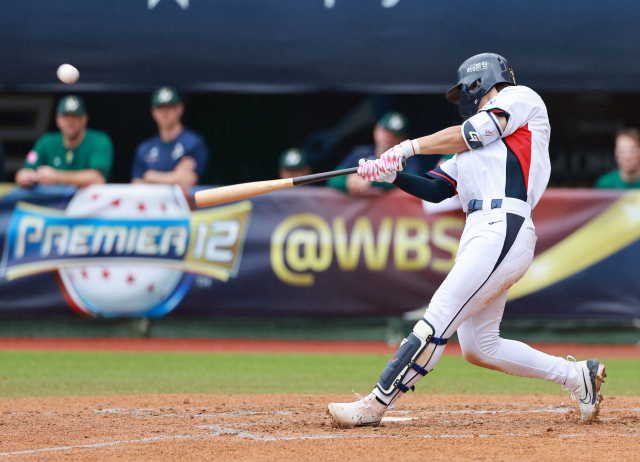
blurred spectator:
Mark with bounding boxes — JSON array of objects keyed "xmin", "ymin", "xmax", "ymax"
[
  {"xmin": 15, "ymin": 96, "xmax": 113, "ymax": 187},
  {"xmin": 327, "ymin": 111, "xmax": 409, "ymax": 195},
  {"xmin": 131, "ymin": 87, "xmax": 209, "ymax": 188},
  {"xmin": 595, "ymin": 128, "xmax": 640, "ymax": 189},
  {"xmin": 278, "ymin": 148, "xmax": 312, "ymax": 179},
  {"xmin": 0, "ymin": 135, "xmax": 5, "ymax": 182}
]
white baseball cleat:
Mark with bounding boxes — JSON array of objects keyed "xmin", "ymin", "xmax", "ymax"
[
  {"xmin": 328, "ymin": 392, "xmax": 387, "ymax": 427},
  {"xmin": 562, "ymin": 357, "xmax": 607, "ymax": 423}
]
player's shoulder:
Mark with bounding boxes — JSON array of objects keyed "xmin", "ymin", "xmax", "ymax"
[
  {"xmin": 341, "ymin": 145, "xmax": 375, "ymax": 167},
  {"xmin": 481, "ymin": 86, "xmax": 546, "ymax": 117},
  {"xmin": 594, "ymin": 169, "xmax": 621, "ymax": 188},
  {"xmin": 347, "ymin": 145, "xmax": 375, "ymax": 159},
  {"xmin": 136, "ymin": 134, "xmax": 161, "ymax": 152},
  {"xmin": 179, "ymin": 128, "xmax": 206, "ymax": 146},
  {"xmin": 500, "ymin": 85, "xmax": 543, "ymax": 104},
  {"xmin": 38, "ymin": 132, "xmax": 62, "ymax": 145},
  {"xmin": 85, "ymin": 129, "xmax": 113, "ymax": 145},
  {"xmin": 85, "ymin": 128, "xmax": 110, "ymax": 140}
]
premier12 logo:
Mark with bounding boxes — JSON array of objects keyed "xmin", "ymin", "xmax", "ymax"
[{"xmin": 0, "ymin": 185, "xmax": 252, "ymax": 317}]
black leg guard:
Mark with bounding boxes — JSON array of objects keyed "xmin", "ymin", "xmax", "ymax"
[{"xmin": 375, "ymin": 319, "xmax": 448, "ymax": 396}]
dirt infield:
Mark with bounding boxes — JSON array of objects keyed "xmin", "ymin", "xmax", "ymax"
[
  {"xmin": 1, "ymin": 337, "xmax": 639, "ymax": 358},
  {"xmin": 0, "ymin": 393, "xmax": 638, "ymax": 461},
  {"xmin": 0, "ymin": 339, "xmax": 638, "ymax": 460}
]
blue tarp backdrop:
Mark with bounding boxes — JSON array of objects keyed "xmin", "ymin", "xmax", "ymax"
[{"xmin": 1, "ymin": 0, "xmax": 639, "ymax": 93}]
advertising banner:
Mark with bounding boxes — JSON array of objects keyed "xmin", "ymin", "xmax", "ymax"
[{"xmin": 0, "ymin": 184, "xmax": 639, "ymax": 320}]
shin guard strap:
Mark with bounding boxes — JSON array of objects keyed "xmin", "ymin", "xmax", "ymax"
[
  {"xmin": 410, "ymin": 362, "xmax": 429, "ymax": 376},
  {"xmin": 397, "ymin": 384, "xmax": 416, "ymax": 393}
]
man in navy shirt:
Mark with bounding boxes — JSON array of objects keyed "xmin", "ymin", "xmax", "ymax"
[
  {"xmin": 327, "ymin": 112, "xmax": 427, "ymax": 195},
  {"xmin": 131, "ymin": 87, "xmax": 210, "ymax": 187}
]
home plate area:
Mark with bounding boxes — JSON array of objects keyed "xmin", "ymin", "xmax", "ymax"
[{"xmin": 0, "ymin": 394, "xmax": 638, "ymax": 461}]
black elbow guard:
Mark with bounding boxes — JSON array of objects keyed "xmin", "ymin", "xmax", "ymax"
[{"xmin": 462, "ymin": 119, "xmax": 483, "ymax": 150}]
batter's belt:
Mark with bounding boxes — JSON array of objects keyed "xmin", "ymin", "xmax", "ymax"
[{"xmin": 467, "ymin": 198, "xmax": 532, "ymax": 219}]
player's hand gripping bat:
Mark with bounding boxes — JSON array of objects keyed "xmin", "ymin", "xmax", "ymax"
[{"xmin": 194, "ymin": 158, "xmax": 405, "ymax": 208}]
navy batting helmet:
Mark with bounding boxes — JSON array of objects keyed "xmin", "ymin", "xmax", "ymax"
[{"xmin": 446, "ymin": 53, "xmax": 516, "ymax": 118}]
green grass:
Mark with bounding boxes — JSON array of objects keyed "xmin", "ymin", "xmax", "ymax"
[{"xmin": 0, "ymin": 351, "xmax": 638, "ymax": 398}]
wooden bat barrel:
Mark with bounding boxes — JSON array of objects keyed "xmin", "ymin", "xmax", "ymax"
[{"xmin": 194, "ymin": 178, "xmax": 294, "ymax": 208}]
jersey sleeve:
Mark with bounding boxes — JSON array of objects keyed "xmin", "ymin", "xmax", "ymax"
[
  {"xmin": 425, "ymin": 156, "xmax": 458, "ymax": 195},
  {"xmin": 87, "ymin": 133, "xmax": 114, "ymax": 181},
  {"xmin": 130, "ymin": 143, "xmax": 148, "ymax": 180},
  {"xmin": 393, "ymin": 172, "xmax": 456, "ymax": 203},
  {"xmin": 479, "ymin": 86, "xmax": 544, "ymax": 138},
  {"xmin": 23, "ymin": 136, "xmax": 47, "ymax": 169},
  {"xmin": 188, "ymin": 138, "xmax": 210, "ymax": 180}
]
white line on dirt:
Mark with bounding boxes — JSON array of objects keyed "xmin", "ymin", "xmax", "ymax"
[
  {"xmin": 92, "ymin": 408, "xmax": 296, "ymax": 418},
  {"xmin": 419, "ymin": 407, "xmax": 574, "ymax": 415},
  {"xmin": 89, "ymin": 406, "xmax": 640, "ymax": 418},
  {"xmin": 1, "ymin": 427, "xmax": 638, "ymax": 456},
  {"xmin": 0, "ymin": 434, "xmax": 196, "ymax": 457},
  {"xmin": 381, "ymin": 417, "xmax": 415, "ymax": 422}
]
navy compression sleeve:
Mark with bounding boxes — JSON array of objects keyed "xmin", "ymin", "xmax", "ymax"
[{"xmin": 393, "ymin": 172, "xmax": 456, "ymax": 203}]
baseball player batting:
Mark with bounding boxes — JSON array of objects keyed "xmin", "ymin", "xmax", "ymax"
[{"xmin": 328, "ymin": 53, "xmax": 607, "ymax": 426}]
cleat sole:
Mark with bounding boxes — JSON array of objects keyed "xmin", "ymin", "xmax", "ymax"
[{"xmin": 589, "ymin": 363, "xmax": 607, "ymax": 423}]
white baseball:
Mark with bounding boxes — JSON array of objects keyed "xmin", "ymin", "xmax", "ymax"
[{"xmin": 56, "ymin": 64, "xmax": 79, "ymax": 84}]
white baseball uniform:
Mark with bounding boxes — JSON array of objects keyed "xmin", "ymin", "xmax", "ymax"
[{"xmin": 373, "ymin": 86, "xmax": 575, "ymax": 405}]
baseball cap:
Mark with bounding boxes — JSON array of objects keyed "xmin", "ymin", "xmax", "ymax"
[
  {"xmin": 56, "ymin": 95, "xmax": 86, "ymax": 116},
  {"xmin": 376, "ymin": 111, "xmax": 409, "ymax": 136},
  {"xmin": 151, "ymin": 87, "xmax": 181, "ymax": 107},
  {"xmin": 279, "ymin": 148, "xmax": 309, "ymax": 170}
]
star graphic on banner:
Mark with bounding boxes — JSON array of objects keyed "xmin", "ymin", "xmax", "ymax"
[{"xmin": 148, "ymin": 0, "xmax": 189, "ymax": 10}]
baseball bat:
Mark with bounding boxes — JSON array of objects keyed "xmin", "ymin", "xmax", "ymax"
[{"xmin": 194, "ymin": 158, "xmax": 405, "ymax": 208}]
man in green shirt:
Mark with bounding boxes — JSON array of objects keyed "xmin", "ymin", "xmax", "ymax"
[
  {"xmin": 595, "ymin": 128, "xmax": 640, "ymax": 189},
  {"xmin": 15, "ymin": 95, "xmax": 114, "ymax": 187}
]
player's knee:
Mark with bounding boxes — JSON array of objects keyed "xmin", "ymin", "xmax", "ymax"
[
  {"xmin": 459, "ymin": 334, "xmax": 503, "ymax": 371},
  {"xmin": 459, "ymin": 336, "xmax": 484, "ymax": 366},
  {"xmin": 461, "ymin": 346, "xmax": 487, "ymax": 367}
]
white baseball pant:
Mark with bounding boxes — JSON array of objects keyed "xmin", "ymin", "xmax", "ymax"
[{"xmin": 374, "ymin": 200, "xmax": 575, "ymax": 405}]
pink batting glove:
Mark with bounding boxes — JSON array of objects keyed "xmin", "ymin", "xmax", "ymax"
[
  {"xmin": 378, "ymin": 148, "xmax": 402, "ymax": 173},
  {"xmin": 357, "ymin": 158, "xmax": 379, "ymax": 182},
  {"xmin": 358, "ymin": 159, "xmax": 396, "ymax": 183},
  {"xmin": 378, "ymin": 140, "xmax": 415, "ymax": 173}
]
